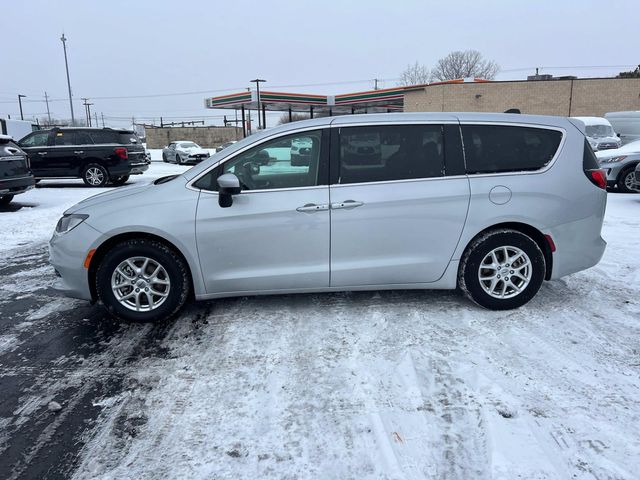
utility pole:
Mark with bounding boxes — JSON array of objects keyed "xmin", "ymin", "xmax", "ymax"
[
  {"xmin": 101, "ymin": 112, "xmax": 105, "ymax": 127},
  {"xmin": 17, "ymin": 94, "xmax": 26, "ymax": 120},
  {"xmin": 86, "ymin": 103, "xmax": 93, "ymax": 126},
  {"xmin": 374, "ymin": 78, "xmax": 379, "ymax": 90},
  {"xmin": 94, "ymin": 112, "xmax": 98, "ymax": 128},
  {"xmin": 82, "ymin": 98, "xmax": 90, "ymax": 126},
  {"xmin": 44, "ymin": 92, "xmax": 52, "ymax": 125},
  {"xmin": 249, "ymin": 78, "xmax": 266, "ymax": 130},
  {"xmin": 60, "ymin": 33, "xmax": 75, "ymax": 125}
]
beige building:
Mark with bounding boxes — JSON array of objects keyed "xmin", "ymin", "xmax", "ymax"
[
  {"xmin": 403, "ymin": 78, "xmax": 640, "ymax": 117},
  {"xmin": 145, "ymin": 125, "xmax": 242, "ymax": 149}
]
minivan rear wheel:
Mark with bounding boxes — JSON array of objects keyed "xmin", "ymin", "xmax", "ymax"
[
  {"xmin": 459, "ymin": 229, "xmax": 545, "ymax": 310},
  {"xmin": 96, "ymin": 238, "xmax": 190, "ymax": 322}
]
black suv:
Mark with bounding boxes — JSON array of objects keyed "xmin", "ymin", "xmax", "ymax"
[
  {"xmin": 0, "ymin": 135, "xmax": 35, "ymax": 205},
  {"xmin": 18, "ymin": 127, "xmax": 150, "ymax": 187}
]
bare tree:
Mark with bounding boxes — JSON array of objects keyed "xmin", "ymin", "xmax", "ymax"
[
  {"xmin": 617, "ymin": 65, "xmax": 640, "ymax": 78},
  {"xmin": 398, "ymin": 62, "xmax": 431, "ymax": 86},
  {"xmin": 431, "ymin": 50, "xmax": 499, "ymax": 81}
]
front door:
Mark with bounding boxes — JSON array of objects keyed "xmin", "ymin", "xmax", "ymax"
[
  {"xmin": 329, "ymin": 123, "xmax": 470, "ymax": 286},
  {"xmin": 195, "ymin": 129, "xmax": 330, "ymax": 294},
  {"xmin": 19, "ymin": 131, "xmax": 52, "ymax": 176}
]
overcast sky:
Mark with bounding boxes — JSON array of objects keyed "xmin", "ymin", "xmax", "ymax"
[{"xmin": 2, "ymin": 0, "xmax": 638, "ymax": 128}]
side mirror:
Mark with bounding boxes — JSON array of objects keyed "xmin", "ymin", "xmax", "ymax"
[
  {"xmin": 617, "ymin": 133, "xmax": 621, "ymax": 138},
  {"xmin": 217, "ymin": 173, "xmax": 241, "ymax": 208}
]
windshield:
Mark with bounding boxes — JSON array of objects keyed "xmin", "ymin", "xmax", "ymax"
[
  {"xmin": 586, "ymin": 125, "xmax": 615, "ymax": 138},
  {"xmin": 179, "ymin": 142, "xmax": 198, "ymax": 149}
]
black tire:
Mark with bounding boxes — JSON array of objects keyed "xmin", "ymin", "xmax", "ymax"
[
  {"xmin": 110, "ymin": 175, "xmax": 130, "ymax": 186},
  {"xmin": 175, "ymin": 153, "xmax": 182, "ymax": 164},
  {"xmin": 96, "ymin": 238, "xmax": 190, "ymax": 322},
  {"xmin": 458, "ymin": 229, "xmax": 545, "ymax": 310},
  {"xmin": 0, "ymin": 195, "xmax": 14, "ymax": 205},
  {"xmin": 617, "ymin": 165, "xmax": 638, "ymax": 193},
  {"xmin": 82, "ymin": 163, "xmax": 109, "ymax": 187},
  {"xmin": 162, "ymin": 153, "xmax": 168, "ymax": 163}
]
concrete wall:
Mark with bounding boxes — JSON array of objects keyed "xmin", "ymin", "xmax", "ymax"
[
  {"xmin": 404, "ymin": 78, "xmax": 640, "ymax": 117},
  {"xmin": 144, "ymin": 126, "xmax": 243, "ymax": 149}
]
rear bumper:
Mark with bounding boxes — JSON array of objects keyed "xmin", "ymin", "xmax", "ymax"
[
  {"xmin": 108, "ymin": 161, "xmax": 150, "ymax": 177},
  {"xmin": 0, "ymin": 175, "xmax": 36, "ymax": 196},
  {"xmin": 548, "ymin": 214, "xmax": 607, "ymax": 280}
]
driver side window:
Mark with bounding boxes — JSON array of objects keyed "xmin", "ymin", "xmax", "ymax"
[{"xmin": 195, "ymin": 130, "xmax": 323, "ymax": 191}]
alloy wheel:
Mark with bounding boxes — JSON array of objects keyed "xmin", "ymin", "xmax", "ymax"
[
  {"xmin": 86, "ymin": 167, "xmax": 105, "ymax": 186},
  {"xmin": 111, "ymin": 256, "xmax": 171, "ymax": 311},
  {"xmin": 478, "ymin": 246, "xmax": 532, "ymax": 299}
]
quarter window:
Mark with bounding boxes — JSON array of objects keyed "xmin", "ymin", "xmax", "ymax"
[
  {"xmin": 88, "ymin": 131, "xmax": 119, "ymax": 144},
  {"xmin": 338, "ymin": 125, "xmax": 444, "ymax": 184},
  {"xmin": 461, "ymin": 125, "xmax": 563, "ymax": 174},
  {"xmin": 194, "ymin": 130, "xmax": 323, "ymax": 191}
]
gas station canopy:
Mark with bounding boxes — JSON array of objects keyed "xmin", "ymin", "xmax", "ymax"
[{"xmin": 205, "ymin": 86, "xmax": 407, "ymax": 115}]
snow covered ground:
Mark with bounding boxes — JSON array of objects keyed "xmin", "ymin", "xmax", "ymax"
[{"xmin": 1, "ymin": 164, "xmax": 639, "ymax": 479}]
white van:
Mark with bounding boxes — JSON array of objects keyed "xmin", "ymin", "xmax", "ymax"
[
  {"xmin": 0, "ymin": 117, "xmax": 38, "ymax": 140},
  {"xmin": 605, "ymin": 111, "xmax": 640, "ymax": 145},
  {"xmin": 571, "ymin": 117, "xmax": 621, "ymax": 152}
]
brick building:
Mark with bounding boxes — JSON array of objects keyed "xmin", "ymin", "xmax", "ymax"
[{"xmin": 403, "ymin": 78, "xmax": 640, "ymax": 117}]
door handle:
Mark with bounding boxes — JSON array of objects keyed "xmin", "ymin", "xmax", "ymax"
[
  {"xmin": 331, "ymin": 200, "xmax": 364, "ymax": 210},
  {"xmin": 74, "ymin": 150, "xmax": 84, "ymax": 154},
  {"xmin": 38, "ymin": 152, "xmax": 47, "ymax": 155},
  {"xmin": 296, "ymin": 203, "xmax": 329, "ymax": 213}
]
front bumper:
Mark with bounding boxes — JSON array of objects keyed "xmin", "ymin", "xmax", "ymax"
[
  {"xmin": 183, "ymin": 155, "xmax": 209, "ymax": 165},
  {"xmin": 49, "ymin": 221, "xmax": 103, "ymax": 301},
  {"xmin": 0, "ymin": 175, "xmax": 36, "ymax": 196}
]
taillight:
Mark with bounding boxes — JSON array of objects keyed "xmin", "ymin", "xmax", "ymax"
[
  {"xmin": 585, "ymin": 169, "xmax": 607, "ymax": 189},
  {"xmin": 114, "ymin": 147, "xmax": 128, "ymax": 160}
]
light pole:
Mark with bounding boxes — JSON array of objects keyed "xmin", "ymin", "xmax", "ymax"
[
  {"xmin": 60, "ymin": 33, "xmax": 76, "ymax": 125},
  {"xmin": 250, "ymin": 78, "xmax": 266, "ymax": 129},
  {"xmin": 17, "ymin": 95, "xmax": 26, "ymax": 120}
]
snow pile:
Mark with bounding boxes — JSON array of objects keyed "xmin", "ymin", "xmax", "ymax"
[{"xmin": 68, "ymin": 196, "xmax": 640, "ymax": 480}]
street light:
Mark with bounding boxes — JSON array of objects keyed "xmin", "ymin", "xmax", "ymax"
[
  {"xmin": 250, "ymin": 78, "xmax": 266, "ymax": 129},
  {"xmin": 17, "ymin": 95, "xmax": 26, "ymax": 120},
  {"xmin": 60, "ymin": 33, "xmax": 76, "ymax": 125}
]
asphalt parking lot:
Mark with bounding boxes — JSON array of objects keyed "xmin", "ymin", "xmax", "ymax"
[{"xmin": 1, "ymin": 164, "xmax": 639, "ymax": 479}]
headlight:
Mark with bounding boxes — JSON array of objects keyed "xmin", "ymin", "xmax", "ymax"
[
  {"xmin": 55, "ymin": 214, "xmax": 89, "ymax": 234},
  {"xmin": 603, "ymin": 155, "xmax": 627, "ymax": 164}
]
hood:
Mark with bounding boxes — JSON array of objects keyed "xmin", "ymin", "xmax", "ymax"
[
  {"xmin": 179, "ymin": 146, "xmax": 208, "ymax": 154},
  {"xmin": 590, "ymin": 136, "xmax": 619, "ymax": 143},
  {"xmin": 65, "ymin": 183, "xmax": 154, "ymax": 214}
]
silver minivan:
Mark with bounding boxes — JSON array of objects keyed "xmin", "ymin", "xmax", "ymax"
[{"xmin": 49, "ymin": 113, "xmax": 608, "ymax": 322}]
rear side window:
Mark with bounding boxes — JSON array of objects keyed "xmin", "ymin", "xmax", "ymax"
[
  {"xmin": 54, "ymin": 131, "xmax": 77, "ymax": 146},
  {"xmin": 338, "ymin": 125, "xmax": 444, "ymax": 184},
  {"xmin": 118, "ymin": 132, "xmax": 139, "ymax": 144},
  {"xmin": 461, "ymin": 125, "xmax": 562, "ymax": 174}
]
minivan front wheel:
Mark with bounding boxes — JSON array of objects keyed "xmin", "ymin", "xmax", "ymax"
[
  {"xmin": 459, "ymin": 229, "xmax": 545, "ymax": 310},
  {"xmin": 96, "ymin": 238, "xmax": 190, "ymax": 322}
]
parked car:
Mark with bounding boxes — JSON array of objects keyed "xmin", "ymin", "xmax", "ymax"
[
  {"xmin": 0, "ymin": 117, "xmax": 39, "ymax": 140},
  {"xmin": 605, "ymin": 111, "xmax": 640, "ymax": 145},
  {"xmin": 0, "ymin": 135, "xmax": 35, "ymax": 205},
  {"xmin": 162, "ymin": 141, "xmax": 210, "ymax": 164},
  {"xmin": 215, "ymin": 141, "xmax": 237, "ymax": 153},
  {"xmin": 596, "ymin": 139, "xmax": 640, "ymax": 193},
  {"xmin": 572, "ymin": 116, "xmax": 622, "ymax": 151},
  {"xmin": 18, "ymin": 127, "xmax": 149, "ymax": 187},
  {"xmin": 49, "ymin": 113, "xmax": 607, "ymax": 322}
]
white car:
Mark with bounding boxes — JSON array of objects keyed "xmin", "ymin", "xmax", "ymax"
[
  {"xmin": 162, "ymin": 141, "xmax": 210, "ymax": 165},
  {"xmin": 572, "ymin": 116, "xmax": 621, "ymax": 152}
]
